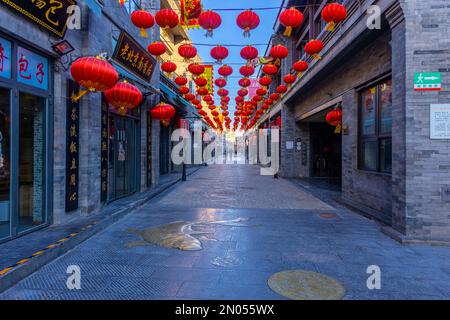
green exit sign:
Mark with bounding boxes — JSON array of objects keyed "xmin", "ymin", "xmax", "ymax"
[{"xmin": 414, "ymin": 72, "xmax": 442, "ymax": 91}]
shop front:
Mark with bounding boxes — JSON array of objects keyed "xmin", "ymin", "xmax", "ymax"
[{"xmin": 0, "ymin": 34, "xmax": 52, "ymax": 242}]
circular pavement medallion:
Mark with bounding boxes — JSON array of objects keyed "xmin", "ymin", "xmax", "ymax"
[{"xmin": 268, "ymin": 270, "xmax": 346, "ymax": 300}]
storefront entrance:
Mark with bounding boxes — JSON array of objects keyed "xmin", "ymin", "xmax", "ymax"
[
  {"xmin": 108, "ymin": 115, "xmax": 140, "ymax": 201},
  {"xmin": 0, "ymin": 35, "xmax": 50, "ymax": 242}
]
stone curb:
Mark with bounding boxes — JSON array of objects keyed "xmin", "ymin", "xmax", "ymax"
[{"xmin": 0, "ymin": 167, "xmax": 201, "ymax": 294}]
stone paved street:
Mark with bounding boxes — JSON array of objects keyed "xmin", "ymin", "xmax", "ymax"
[{"xmin": 1, "ymin": 165, "xmax": 450, "ymax": 300}]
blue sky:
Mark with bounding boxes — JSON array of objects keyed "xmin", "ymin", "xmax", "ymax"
[{"xmin": 188, "ymin": 0, "xmax": 283, "ymax": 116}]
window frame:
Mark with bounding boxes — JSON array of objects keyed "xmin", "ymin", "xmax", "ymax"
[{"xmin": 358, "ymin": 76, "xmax": 393, "ymax": 174}]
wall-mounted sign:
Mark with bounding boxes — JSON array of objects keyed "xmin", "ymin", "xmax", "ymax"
[
  {"xmin": 0, "ymin": 37, "xmax": 12, "ymax": 79},
  {"xmin": 414, "ymin": 72, "xmax": 442, "ymax": 91},
  {"xmin": 1, "ymin": 0, "xmax": 77, "ymax": 38},
  {"xmin": 100, "ymin": 95, "xmax": 109, "ymax": 202},
  {"xmin": 17, "ymin": 47, "xmax": 48, "ymax": 90},
  {"xmin": 286, "ymin": 141, "xmax": 294, "ymax": 150},
  {"xmin": 430, "ymin": 104, "xmax": 450, "ymax": 139},
  {"xmin": 112, "ymin": 31, "xmax": 156, "ymax": 83},
  {"xmin": 202, "ymin": 65, "xmax": 214, "ymax": 95},
  {"xmin": 65, "ymin": 80, "xmax": 80, "ymax": 212}
]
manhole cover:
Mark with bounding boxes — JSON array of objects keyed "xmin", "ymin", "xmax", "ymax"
[
  {"xmin": 319, "ymin": 213, "xmax": 338, "ymax": 219},
  {"xmin": 268, "ymin": 270, "xmax": 346, "ymax": 300}
]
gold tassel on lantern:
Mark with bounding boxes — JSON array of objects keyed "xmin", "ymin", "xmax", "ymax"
[
  {"xmin": 139, "ymin": 28, "xmax": 148, "ymax": 38},
  {"xmin": 119, "ymin": 0, "xmax": 126, "ymax": 6},
  {"xmin": 283, "ymin": 26, "xmax": 293, "ymax": 37},
  {"xmin": 325, "ymin": 22, "xmax": 336, "ymax": 32},
  {"xmin": 313, "ymin": 53, "xmax": 322, "ymax": 60},
  {"xmin": 71, "ymin": 89, "xmax": 89, "ymax": 102}
]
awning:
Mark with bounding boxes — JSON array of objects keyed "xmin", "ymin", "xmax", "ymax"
[{"xmin": 160, "ymin": 81, "xmax": 190, "ymax": 115}]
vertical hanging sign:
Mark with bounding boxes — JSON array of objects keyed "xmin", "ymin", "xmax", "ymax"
[
  {"xmin": 147, "ymin": 113, "xmax": 152, "ymax": 187},
  {"xmin": 65, "ymin": 80, "xmax": 80, "ymax": 212},
  {"xmin": 101, "ymin": 95, "xmax": 109, "ymax": 202}
]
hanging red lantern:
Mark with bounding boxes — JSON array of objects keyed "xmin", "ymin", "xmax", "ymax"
[
  {"xmin": 293, "ymin": 60, "xmax": 308, "ymax": 77},
  {"xmin": 217, "ymin": 88, "xmax": 229, "ymax": 97},
  {"xmin": 256, "ymin": 88, "xmax": 267, "ymax": 97},
  {"xmin": 197, "ymin": 87, "xmax": 208, "ymax": 96},
  {"xmin": 195, "ymin": 104, "xmax": 203, "ymax": 110},
  {"xmin": 238, "ymin": 89, "xmax": 248, "ymax": 97},
  {"xmin": 326, "ymin": 108, "xmax": 343, "ymax": 133},
  {"xmin": 265, "ymin": 99, "xmax": 274, "ymax": 106},
  {"xmin": 221, "ymin": 96, "xmax": 230, "ymax": 103},
  {"xmin": 322, "ymin": 3, "xmax": 347, "ymax": 31},
  {"xmin": 259, "ymin": 76, "xmax": 272, "ymax": 88},
  {"xmin": 270, "ymin": 93, "xmax": 280, "ymax": 101},
  {"xmin": 239, "ymin": 77, "xmax": 251, "ymax": 88},
  {"xmin": 283, "ymin": 73, "xmax": 297, "ymax": 86},
  {"xmin": 104, "ymin": 81, "xmax": 142, "ymax": 115},
  {"xmin": 222, "ymin": 111, "xmax": 229, "ymax": 117},
  {"xmin": 188, "ymin": 63, "xmax": 205, "ymax": 76},
  {"xmin": 199, "ymin": 110, "xmax": 207, "ymax": 116},
  {"xmin": 279, "ymin": 7, "xmax": 304, "ymax": 37},
  {"xmin": 195, "ymin": 77, "xmax": 208, "ymax": 87},
  {"xmin": 179, "ymin": 86, "xmax": 190, "ymax": 95},
  {"xmin": 304, "ymin": 39, "xmax": 324, "ymax": 59},
  {"xmin": 218, "ymin": 65, "xmax": 233, "ymax": 78},
  {"xmin": 198, "ymin": 10, "xmax": 222, "ymax": 37},
  {"xmin": 270, "ymin": 45, "xmax": 289, "ymax": 60},
  {"xmin": 185, "ymin": 93, "xmax": 195, "ymax": 101},
  {"xmin": 236, "ymin": 10, "xmax": 260, "ymax": 37},
  {"xmin": 70, "ymin": 56, "xmax": 119, "ymax": 101},
  {"xmin": 262, "ymin": 64, "xmax": 278, "ymax": 76},
  {"xmin": 215, "ymin": 78, "xmax": 227, "ymax": 88},
  {"xmin": 161, "ymin": 61, "xmax": 177, "ymax": 76},
  {"xmin": 175, "ymin": 76, "xmax": 188, "ymax": 86},
  {"xmin": 178, "ymin": 44, "xmax": 197, "ymax": 60},
  {"xmin": 239, "ymin": 65, "xmax": 255, "ymax": 77},
  {"xmin": 203, "ymin": 95, "xmax": 213, "ymax": 102},
  {"xmin": 131, "ymin": 10, "xmax": 155, "ymax": 38},
  {"xmin": 147, "ymin": 41, "xmax": 166, "ymax": 58},
  {"xmin": 253, "ymin": 95, "xmax": 262, "ymax": 102},
  {"xmin": 277, "ymin": 85, "xmax": 287, "ymax": 94},
  {"xmin": 192, "ymin": 98, "xmax": 200, "ymax": 105},
  {"xmin": 240, "ymin": 45, "xmax": 259, "ymax": 62},
  {"xmin": 155, "ymin": 9, "xmax": 179, "ymax": 29},
  {"xmin": 210, "ymin": 46, "xmax": 229, "ymax": 64},
  {"xmin": 262, "ymin": 104, "xmax": 270, "ymax": 110},
  {"xmin": 150, "ymin": 103, "xmax": 176, "ymax": 126},
  {"xmin": 235, "ymin": 96, "xmax": 244, "ymax": 103}
]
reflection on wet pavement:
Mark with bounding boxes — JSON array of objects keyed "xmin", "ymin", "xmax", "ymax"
[{"xmin": 126, "ymin": 218, "xmax": 250, "ymax": 251}]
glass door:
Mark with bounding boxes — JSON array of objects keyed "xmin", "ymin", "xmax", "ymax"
[{"xmin": 0, "ymin": 88, "xmax": 11, "ymax": 239}]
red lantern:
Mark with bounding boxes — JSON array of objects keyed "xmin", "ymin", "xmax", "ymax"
[
  {"xmin": 195, "ymin": 77, "xmax": 208, "ymax": 87},
  {"xmin": 147, "ymin": 41, "xmax": 166, "ymax": 58},
  {"xmin": 179, "ymin": 86, "xmax": 189, "ymax": 95},
  {"xmin": 277, "ymin": 85, "xmax": 287, "ymax": 94},
  {"xmin": 217, "ymin": 88, "xmax": 229, "ymax": 97},
  {"xmin": 188, "ymin": 63, "xmax": 205, "ymax": 76},
  {"xmin": 239, "ymin": 77, "xmax": 251, "ymax": 88},
  {"xmin": 178, "ymin": 44, "xmax": 197, "ymax": 60},
  {"xmin": 198, "ymin": 10, "xmax": 222, "ymax": 37},
  {"xmin": 265, "ymin": 99, "xmax": 274, "ymax": 106},
  {"xmin": 259, "ymin": 76, "xmax": 272, "ymax": 88},
  {"xmin": 240, "ymin": 46, "xmax": 259, "ymax": 62},
  {"xmin": 322, "ymin": 3, "xmax": 347, "ymax": 31},
  {"xmin": 70, "ymin": 56, "xmax": 119, "ymax": 101},
  {"xmin": 131, "ymin": 10, "xmax": 155, "ymax": 38},
  {"xmin": 235, "ymin": 96, "xmax": 244, "ymax": 103},
  {"xmin": 293, "ymin": 60, "xmax": 308, "ymax": 77},
  {"xmin": 283, "ymin": 74, "xmax": 296, "ymax": 86},
  {"xmin": 185, "ymin": 93, "xmax": 195, "ymax": 101},
  {"xmin": 253, "ymin": 95, "xmax": 262, "ymax": 102},
  {"xmin": 175, "ymin": 76, "xmax": 188, "ymax": 86},
  {"xmin": 218, "ymin": 65, "xmax": 233, "ymax": 78},
  {"xmin": 150, "ymin": 103, "xmax": 176, "ymax": 126},
  {"xmin": 195, "ymin": 104, "xmax": 203, "ymax": 110},
  {"xmin": 161, "ymin": 61, "xmax": 177, "ymax": 75},
  {"xmin": 262, "ymin": 104, "xmax": 270, "ymax": 110},
  {"xmin": 238, "ymin": 89, "xmax": 248, "ymax": 97},
  {"xmin": 203, "ymin": 95, "xmax": 213, "ymax": 102},
  {"xmin": 236, "ymin": 10, "xmax": 260, "ymax": 37},
  {"xmin": 197, "ymin": 87, "xmax": 208, "ymax": 96},
  {"xmin": 304, "ymin": 40, "xmax": 324, "ymax": 59},
  {"xmin": 262, "ymin": 64, "xmax": 278, "ymax": 76},
  {"xmin": 279, "ymin": 7, "xmax": 304, "ymax": 37},
  {"xmin": 210, "ymin": 46, "xmax": 229, "ymax": 64},
  {"xmin": 270, "ymin": 45, "xmax": 289, "ymax": 60},
  {"xmin": 199, "ymin": 110, "xmax": 207, "ymax": 117},
  {"xmin": 256, "ymin": 88, "xmax": 267, "ymax": 97},
  {"xmin": 215, "ymin": 78, "xmax": 227, "ymax": 88},
  {"xmin": 326, "ymin": 108, "xmax": 342, "ymax": 126},
  {"xmin": 192, "ymin": 98, "xmax": 200, "ymax": 105},
  {"xmin": 270, "ymin": 93, "xmax": 280, "ymax": 101},
  {"xmin": 239, "ymin": 65, "xmax": 255, "ymax": 77},
  {"xmin": 156, "ymin": 9, "xmax": 179, "ymax": 29},
  {"xmin": 104, "ymin": 81, "xmax": 142, "ymax": 115}
]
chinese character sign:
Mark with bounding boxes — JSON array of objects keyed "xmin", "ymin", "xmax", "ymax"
[
  {"xmin": 17, "ymin": 47, "xmax": 49, "ymax": 90},
  {"xmin": 0, "ymin": 37, "xmax": 11, "ymax": 79},
  {"xmin": 202, "ymin": 65, "xmax": 214, "ymax": 95}
]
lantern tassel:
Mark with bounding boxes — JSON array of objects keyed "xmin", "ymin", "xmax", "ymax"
[
  {"xmin": 335, "ymin": 124, "xmax": 342, "ymax": 134},
  {"xmin": 313, "ymin": 53, "xmax": 322, "ymax": 60},
  {"xmin": 297, "ymin": 72, "xmax": 303, "ymax": 78},
  {"xmin": 243, "ymin": 28, "xmax": 250, "ymax": 38},
  {"xmin": 119, "ymin": 0, "xmax": 125, "ymax": 6},
  {"xmin": 283, "ymin": 26, "xmax": 293, "ymax": 37},
  {"xmin": 71, "ymin": 90, "xmax": 89, "ymax": 102},
  {"xmin": 325, "ymin": 22, "xmax": 336, "ymax": 32},
  {"xmin": 205, "ymin": 29, "xmax": 213, "ymax": 37},
  {"xmin": 139, "ymin": 28, "xmax": 148, "ymax": 38}
]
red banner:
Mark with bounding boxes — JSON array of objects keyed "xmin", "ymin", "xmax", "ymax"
[{"xmin": 181, "ymin": 0, "xmax": 202, "ymax": 29}]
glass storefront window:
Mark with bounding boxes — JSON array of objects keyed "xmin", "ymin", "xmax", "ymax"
[
  {"xmin": 0, "ymin": 88, "xmax": 10, "ymax": 239},
  {"xmin": 380, "ymin": 80, "xmax": 393, "ymax": 134},
  {"xmin": 18, "ymin": 92, "xmax": 46, "ymax": 232},
  {"xmin": 361, "ymin": 86, "xmax": 376, "ymax": 135}
]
